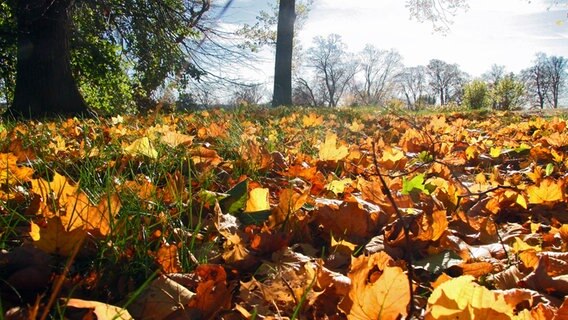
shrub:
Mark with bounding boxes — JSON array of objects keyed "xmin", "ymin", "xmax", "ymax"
[
  {"xmin": 491, "ymin": 76, "xmax": 525, "ymax": 110},
  {"xmin": 463, "ymin": 80, "xmax": 490, "ymax": 109}
]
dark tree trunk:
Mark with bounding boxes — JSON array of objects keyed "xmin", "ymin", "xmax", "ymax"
[
  {"xmin": 10, "ymin": 0, "xmax": 87, "ymax": 118},
  {"xmin": 272, "ymin": 0, "xmax": 295, "ymax": 107}
]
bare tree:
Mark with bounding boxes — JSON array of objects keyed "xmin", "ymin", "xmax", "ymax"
[
  {"xmin": 522, "ymin": 53, "xmax": 567, "ymax": 109},
  {"xmin": 547, "ymin": 55, "xmax": 567, "ymax": 108},
  {"xmin": 352, "ymin": 45, "xmax": 403, "ymax": 106},
  {"xmin": 521, "ymin": 53, "xmax": 551, "ymax": 109},
  {"xmin": 306, "ymin": 34, "xmax": 357, "ymax": 107},
  {"xmin": 482, "ymin": 64, "xmax": 506, "ymax": 88},
  {"xmin": 397, "ymin": 66, "xmax": 428, "ymax": 110},
  {"xmin": 232, "ymin": 83, "xmax": 266, "ymax": 106},
  {"xmin": 427, "ymin": 59, "xmax": 465, "ymax": 105}
]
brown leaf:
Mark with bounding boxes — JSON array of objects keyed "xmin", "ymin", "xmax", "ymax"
[
  {"xmin": 520, "ymin": 255, "xmax": 568, "ymax": 297},
  {"xmin": 127, "ymin": 275, "xmax": 195, "ymax": 320}
]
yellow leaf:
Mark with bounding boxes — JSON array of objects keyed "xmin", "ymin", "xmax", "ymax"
[
  {"xmin": 319, "ymin": 132, "xmax": 349, "ymax": 161},
  {"xmin": 124, "ymin": 137, "xmax": 158, "ymax": 159},
  {"xmin": 512, "ymin": 237, "xmax": 541, "ymax": 253},
  {"xmin": 466, "ymin": 145, "xmax": 478, "ymax": 160},
  {"xmin": 245, "ymin": 188, "xmax": 270, "ymax": 212},
  {"xmin": 325, "ymin": 178, "xmax": 353, "ymax": 194},
  {"xmin": 31, "ymin": 172, "xmax": 79, "ymax": 218},
  {"xmin": 160, "ymin": 131, "xmax": 194, "ymax": 148},
  {"xmin": 526, "ymin": 178, "xmax": 564, "ymax": 204},
  {"xmin": 302, "ymin": 113, "xmax": 323, "ymax": 127},
  {"xmin": 490, "ymin": 147, "xmax": 502, "ymax": 158},
  {"xmin": 63, "ymin": 193, "xmax": 121, "ymax": 236},
  {"xmin": 348, "ymin": 120, "xmax": 364, "ymax": 132},
  {"xmin": 425, "ymin": 275, "xmax": 514, "ymax": 320}
]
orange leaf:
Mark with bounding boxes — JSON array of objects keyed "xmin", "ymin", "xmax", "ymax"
[
  {"xmin": 155, "ymin": 243, "xmax": 182, "ymax": 274},
  {"xmin": 188, "ymin": 265, "xmax": 232, "ymax": 319},
  {"xmin": 339, "ymin": 252, "xmax": 410, "ymax": 320},
  {"xmin": 0, "ymin": 153, "xmax": 34, "ymax": 185}
]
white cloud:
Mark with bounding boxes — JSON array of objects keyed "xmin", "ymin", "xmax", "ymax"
[{"xmin": 294, "ymin": 0, "xmax": 568, "ymax": 76}]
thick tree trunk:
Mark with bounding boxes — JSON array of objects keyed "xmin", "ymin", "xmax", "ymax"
[
  {"xmin": 272, "ymin": 0, "xmax": 295, "ymax": 107},
  {"xmin": 10, "ymin": 0, "xmax": 87, "ymax": 118}
]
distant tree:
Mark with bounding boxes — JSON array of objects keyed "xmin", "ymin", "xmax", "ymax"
[
  {"xmin": 352, "ymin": 45, "xmax": 403, "ymax": 106},
  {"xmin": 427, "ymin": 59, "xmax": 465, "ymax": 105},
  {"xmin": 522, "ymin": 53, "xmax": 567, "ymax": 109},
  {"xmin": 521, "ymin": 53, "xmax": 552, "ymax": 109},
  {"xmin": 232, "ymin": 83, "xmax": 265, "ymax": 107},
  {"xmin": 462, "ymin": 80, "xmax": 490, "ymax": 109},
  {"xmin": 397, "ymin": 66, "xmax": 428, "ymax": 110},
  {"xmin": 491, "ymin": 74, "xmax": 525, "ymax": 110},
  {"xmin": 305, "ymin": 34, "xmax": 357, "ymax": 107},
  {"xmin": 482, "ymin": 64, "xmax": 506, "ymax": 88},
  {"xmin": 293, "ymin": 77, "xmax": 321, "ymax": 107},
  {"xmin": 547, "ymin": 55, "xmax": 567, "ymax": 108}
]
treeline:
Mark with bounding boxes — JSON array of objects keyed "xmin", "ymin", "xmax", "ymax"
[{"xmin": 283, "ymin": 34, "xmax": 567, "ymax": 110}]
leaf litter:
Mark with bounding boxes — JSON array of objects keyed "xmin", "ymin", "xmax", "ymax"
[{"xmin": 1, "ymin": 109, "xmax": 568, "ymax": 319}]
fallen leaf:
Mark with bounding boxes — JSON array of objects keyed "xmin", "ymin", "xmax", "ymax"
[
  {"xmin": 526, "ymin": 178, "xmax": 564, "ymax": 205},
  {"xmin": 319, "ymin": 132, "xmax": 349, "ymax": 161},
  {"xmin": 123, "ymin": 137, "xmax": 158, "ymax": 159},
  {"xmin": 425, "ymin": 275, "xmax": 514, "ymax": 320},
  {"xmin": 339, "ymin": 252, "xmax": 410, "ymax": 320},
  {"xmin": 65, "ymin": 299, "xmax": 133, "ymax": 320},
  {"xmin": 245, "ymin": 188, "xmax": 270, "ymax": 212}
]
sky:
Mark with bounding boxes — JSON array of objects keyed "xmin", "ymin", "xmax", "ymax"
[{"xmin": 223, "ymin": 0, "xmax": 568, "ymax": 81}]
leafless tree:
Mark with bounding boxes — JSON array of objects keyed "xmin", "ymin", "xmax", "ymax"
[
  {"xmin": 352, "ymin": 45, "xmax": 403, "ymax": 106},
  {"xmin": 397, "ymin": 66, "xmax": 429, "ymax": 110},
  {"xmin": 521, "ymin": 53, "xmax": 551, "ymax": 109},
  {"xmin": 306, "ymin": 34, "xmax": 358, "ymax": 107},
  {"xmin": 522, "ymin": 53, "xmax": 567, "ymax": 109},
  {"xmin": 547, "ymin": 55, "xmax": 567, "ymax": 108},
  {"xmin": 482, "ymin": 64, "xmax": 506, "ymax": 88},
  {"xmin": 232, "ymin": 83, "xmax": 266, "ymax": 106},
  {"xmin": 427, "ymin": 59, "xmax": 466, "ymax": 105}
]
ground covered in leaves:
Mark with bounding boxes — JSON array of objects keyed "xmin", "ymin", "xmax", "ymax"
[{"xmin": 1, "ymin": 108, "xmax": 568, "ymax": 319}]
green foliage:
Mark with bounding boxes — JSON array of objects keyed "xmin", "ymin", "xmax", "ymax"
[
  {"xmin": 0, "ymin": 1, "xmax": 16, "ymax": 105},
  {"xmin": 462, "ymin": 80, "xmax": 490, "ymax": 109},
  {"xmin": 71, "ymin": 34, "xmax": 136, "ymax": 114},
  {"xmin": 1, "ymin": 0, "xmax": 209, "ymax": 114},
  {"xmin": 491, "ymin": 75, "xmax": 525, "ymax": 110}
]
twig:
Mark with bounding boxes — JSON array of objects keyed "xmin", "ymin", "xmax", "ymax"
[{"xmin": 371, "ymin": 141, "xmax": 415, "ymax": 318}]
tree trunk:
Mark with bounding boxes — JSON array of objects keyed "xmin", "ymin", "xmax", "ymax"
[
  {"xmin": 272, "ymin": 0, "xmax": 295, "ymax": 107},
  {"xmin": 10, "ymin": 0, "xmax": 88, "ymax": 118}
]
